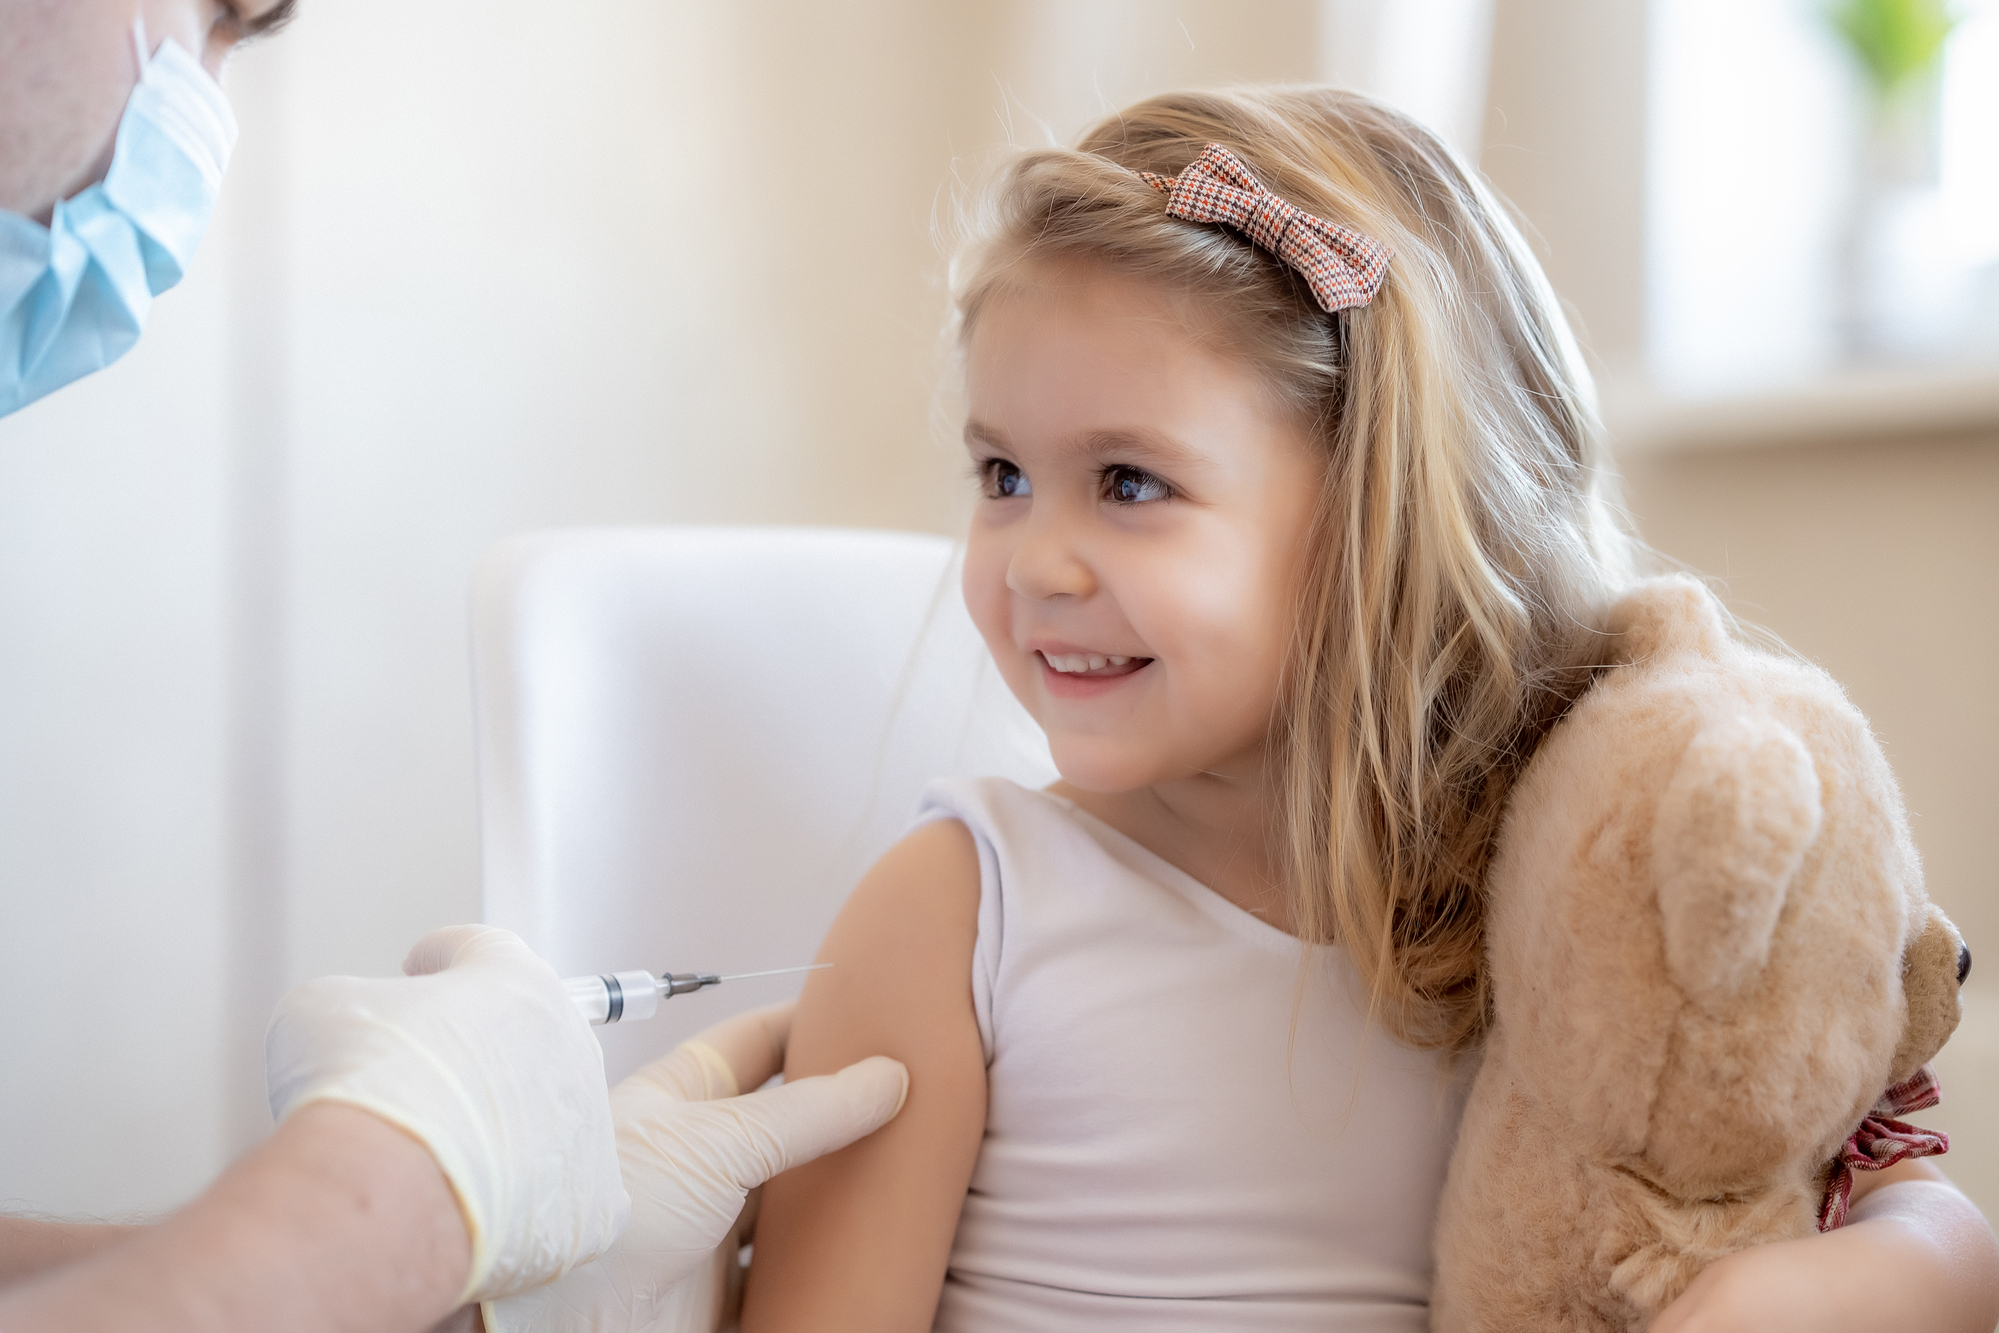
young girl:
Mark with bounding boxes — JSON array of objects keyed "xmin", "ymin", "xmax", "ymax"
[{"xmin": 737, "ymin": 88, "xmax": 1999, "ymax": 1332}]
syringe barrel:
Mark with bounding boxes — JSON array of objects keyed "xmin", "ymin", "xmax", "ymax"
[{"xmin": 565, "ymin": 970, "xmax": 662, "ymax": 1026}]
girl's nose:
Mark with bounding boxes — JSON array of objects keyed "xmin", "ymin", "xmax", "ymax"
[{"xmin": 1006, "ymin": 511, "xmax": 1096, "ymax": 602}]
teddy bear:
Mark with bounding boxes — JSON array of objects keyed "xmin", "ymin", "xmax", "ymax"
[{"xmin": 1431, "ymin": 575, "xmax": 1968, "ymax": 1333}]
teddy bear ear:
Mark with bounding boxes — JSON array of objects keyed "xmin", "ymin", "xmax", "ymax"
[
  {"xmin": 1608, "ymin": 575, "xmax": 1731, "ymax": 665},
  {"xmin": 1652, "ymin": 715, "xmax": 1823, "ymax": 1000}
]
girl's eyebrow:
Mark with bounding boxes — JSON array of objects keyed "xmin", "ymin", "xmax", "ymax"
[
  {"xmin": 963, "ymin": 421, "xmax": 1009, "ymax": 453},
  {"xmin": 1080, "ymin": 428, "xmax": 1205, "ymax": 472}
]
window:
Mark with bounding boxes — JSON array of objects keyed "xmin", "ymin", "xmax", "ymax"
[{"xmin": 1646, "ymin": 0, "xmax": 1999, "ymax": 398}]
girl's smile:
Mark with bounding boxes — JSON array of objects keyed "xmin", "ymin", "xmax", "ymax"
[{"xmin": 1033, "ymin": 642, "xmax": 1154, "ymax": 698}]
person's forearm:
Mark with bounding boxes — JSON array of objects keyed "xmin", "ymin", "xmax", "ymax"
[
  {"xmin": 1650, "ymin": 1162, "xmax": 1999, "ymax": 1333},
  {"xmin": 1842, "ymin": 1176, "xmax": 1999, "ymax": 1332},
  {"xmin": 0, "ymin": 1102, "xmax": 472, "ymax": 1333},
  {"xmin": 0, "ymin": 1217, "xmax": 144, "ymax": 1290}
]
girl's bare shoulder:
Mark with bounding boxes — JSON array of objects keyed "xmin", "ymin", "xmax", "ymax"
[{"xmin": 784, "ymin": 815, "xmax": 983, "ymax": 1077}]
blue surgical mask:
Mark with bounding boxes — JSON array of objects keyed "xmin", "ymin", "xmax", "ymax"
[{"xmin": 0, "ymin": 20, "xmax": 237, "ymax": 418}]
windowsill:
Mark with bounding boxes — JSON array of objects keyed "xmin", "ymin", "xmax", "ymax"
[{"xmin": 1602, "ymin": 361, "xmax": 1999, "ymax": 457}]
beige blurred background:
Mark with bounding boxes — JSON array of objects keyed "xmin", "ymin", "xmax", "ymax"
[{"xmin": 0, "ymin": 0, "xmax": 1993, "ymax": 1233}]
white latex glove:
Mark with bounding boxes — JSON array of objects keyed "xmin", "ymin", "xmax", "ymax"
[
  {"xmin": 484, "ymin": 1004, "xmax": 908, "ymax": 1333},
  {"xmin": 266, "ymin": 925, "xmax": 628, "ymax": 1305}
]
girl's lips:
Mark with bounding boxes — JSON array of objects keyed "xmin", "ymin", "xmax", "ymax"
[{"xmin": 1037, "ymin": 651, "xmax": 1153, "ymax": 698}]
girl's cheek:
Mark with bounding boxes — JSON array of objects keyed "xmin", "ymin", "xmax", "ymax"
[
  {"xmin": 1135, "ymin": 533, "xmax": 1259, "ymax": 646},
  {"xmin": 962, "ymin": 529, "xmax": 1019, "ymax": 667},
  {"xmin": 1142, "ymin": 533, "xmax": 1293, "ymax": 715}
]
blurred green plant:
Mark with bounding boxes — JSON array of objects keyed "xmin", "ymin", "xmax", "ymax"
[{"xmin": 1826, "ymin": 0, "xmax": 1964, "ymax": 99}]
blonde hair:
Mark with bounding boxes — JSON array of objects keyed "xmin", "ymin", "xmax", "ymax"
[{"xmin": 952, "ymin": 87, "xmax": 1638, "ymax": 1054}]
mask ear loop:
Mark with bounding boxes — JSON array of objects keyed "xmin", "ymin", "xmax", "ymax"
[{"xmin": 131, "ymin": 14, "xmax": 152, "ymax": 72}]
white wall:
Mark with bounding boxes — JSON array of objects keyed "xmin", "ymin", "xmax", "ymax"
[
  {"xmin": 0, "ymin": 194, "xmax": 236, "ymax": 1217},
  {"xmin": 1482, "ymin": 0, "xmax": 1648, "ymax": 380},
  {"xmin": 1320, "ymin": 0, "xmax": 1495, "ymax": 158}
]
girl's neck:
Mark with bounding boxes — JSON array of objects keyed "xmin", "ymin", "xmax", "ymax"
[{"xmin": 1051, "ymin": 762, "xmax": 1295, "ymax": 935}]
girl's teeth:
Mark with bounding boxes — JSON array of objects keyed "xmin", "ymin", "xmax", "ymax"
[{"xmin": 1046, "ymin": 652, "xmax": 1137, "ymax": 674}]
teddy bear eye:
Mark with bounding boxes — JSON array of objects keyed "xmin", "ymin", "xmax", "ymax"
[{"xmin": 1959, "ymin": 943, "xmax": 1972, "ymax": 986}]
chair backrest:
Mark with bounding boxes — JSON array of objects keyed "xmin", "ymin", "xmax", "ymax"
[{"xmin": 471, "ymin": 526, "xmax": 1055, "ymax": 1081}]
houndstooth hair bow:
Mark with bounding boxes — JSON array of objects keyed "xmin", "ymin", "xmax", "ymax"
[
  {"xmin": 1817, "ymin": 1064, "xmax": 1949, "ymax": 1232},
  {"xmin": 1139, "ymin": 143, "xmax": 1392, "ymax": 314}
]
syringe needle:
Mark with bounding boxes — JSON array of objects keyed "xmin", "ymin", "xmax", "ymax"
[{"xmin": 715, "ymin": 963, "xmax": 834, "ymax": 982}]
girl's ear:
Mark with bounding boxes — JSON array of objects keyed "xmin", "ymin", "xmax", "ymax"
[{"xmin": 1651, "ymin": 715, "xmax": 1822, "ymax": 1001}]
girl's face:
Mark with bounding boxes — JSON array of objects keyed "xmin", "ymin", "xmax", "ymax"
[{"xmin": 962, "ymin": 262, "xmax": 1324, "ymax": 794}]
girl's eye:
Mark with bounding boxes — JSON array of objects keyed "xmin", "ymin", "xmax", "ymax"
[
  {"xmin": 982, "ymin": 459, "xmax": 1031, "ymax": 499},
  {"xmin": 1103, "ymin": 464, "xmax": 1172, "ymax": 505}
]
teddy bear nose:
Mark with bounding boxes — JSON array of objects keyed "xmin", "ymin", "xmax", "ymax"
[{"xmin": 1960, "ymin": 944, "xmax": 1972, "ymax": 986}]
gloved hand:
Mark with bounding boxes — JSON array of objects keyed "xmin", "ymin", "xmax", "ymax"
[
  {"xmin": 483, "ymin": 1003, "xmax": 908, "ymax": 1333},
  {"xmin": 266, "ymin": 925, "xmax": 627, "ymax": 1305}
]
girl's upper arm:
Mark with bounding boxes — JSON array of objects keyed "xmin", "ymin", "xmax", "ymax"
[{"xmin": 739, "ymin": 817, "xmax": 987, "ymax": 1333}]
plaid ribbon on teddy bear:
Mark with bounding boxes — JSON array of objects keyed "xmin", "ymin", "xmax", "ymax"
[
  {"xmin": 1817, "ymin": 1064, "xmax": 1949, "ymax": 1232},
  {"xmin": 1139, "ymin": 144, "xmax": 1392, "ymax": 314}
]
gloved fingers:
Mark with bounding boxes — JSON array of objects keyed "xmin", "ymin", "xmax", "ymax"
[
  {"xmin": 615, "ymin": 1002, "xmax": 796, "ymax": 1110},
  {"xmin": 618, "ymin": 1040, "xmax": 739, "ymax": 1109},
  {"xmin": 485, "ymin": 1060, "xmax": 904, "ymax": 1328},
  {"xmin": 688, "ymin": 1001, "xmax": 793, "ymax": 1094},
  {"xmin": 401, "ymin": 923, "xmax": 536, "ymax": 977},
  {"xmin": 669, "ymin": 1055, "xmax": 909, "ymax": 1192}
]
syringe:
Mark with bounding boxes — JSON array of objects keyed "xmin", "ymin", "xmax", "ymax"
[{"xmin": 564, "ymin": 964, "xmax": 830, "ymax": 1026}]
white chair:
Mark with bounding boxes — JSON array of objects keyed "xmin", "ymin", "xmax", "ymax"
[{"xmin": 470, "ymin": 526, "xmax": 1056, "ymax": 1082}]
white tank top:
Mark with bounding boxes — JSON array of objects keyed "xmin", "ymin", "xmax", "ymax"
[{"xmin": 915, "ymin": 778, "xmax": 1465, "ymax": 1333}]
